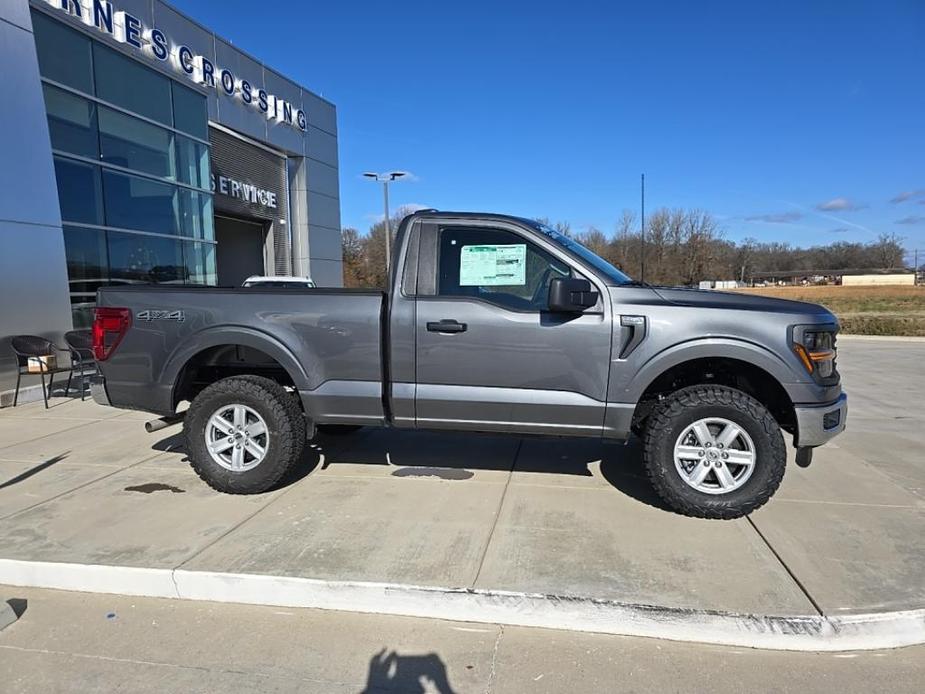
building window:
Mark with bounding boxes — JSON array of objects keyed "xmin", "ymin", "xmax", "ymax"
[
  {"xmin": 33, "ymin": 9, "xmax": 217, "ymax": 328},
  {"xmin": 93, "ymin": 43, "xmax": 173, "ymax": 126},
  {"xmin": 62, "ymin": 226, "xmax": 109, "ymax": 328},
  {"xmin": 99, "ymin": 107, "xmax": 175, "ymax": 180},
  {"xmin": 184, "ymin": 241, "xmax": 217, "ymax": 285},
  {"xmin": 176, "ymin": 135, "xmax": 210, "ymax": 188},
  {"xmin": 108, "ymin": 231, "xmax": 186, "ymax": 284},
  {"xmin": 43, "ymin": 85, "xmax": 98, "ymax": 158},
  {"xmin": 54, "ymin": 157, "xmax": 104, "ymax": 225},
  {"xmin": 102, "ymin": 170, "xmax": 179, "ymax": 235},
  {"xmin": 32, "ymin": 11, "xmax": 93, "ymax": 93},
  {"xmin": 179, "ymin": 190, "xmax": 215, "ymax": 240},
  {"xmin": 173, "ymin": 82, "xmax": 209, "ymax": 139}
]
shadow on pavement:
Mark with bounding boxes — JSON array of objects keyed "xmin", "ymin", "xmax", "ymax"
[
  {"xmin": 361, "ymin": 648, "xmax": 456, "ymax": 694},
  {"xmin": 149, "ymin": 426, "xmax": 670, "ymax": 509},
  {"xmin": 598, "ymin": 445, "xmax": 673, "ymax": 512},
  {"xmin": 148, "ymin": 431, "xmax": 326, "ymax": 490},
  {"xmin": 151, "ymin": 433, "xmax": 184, "ymax": 455},
  {"xmin": 6, "ymin": 598, "xmax": 28, "ymax": 619},
  {"xmin": 0, "ymin": 453, "xmax": 69, "ymax": 491},
  {"xmin": 325, "ymin": 428, "xmax": 672, "ymax": 511}
]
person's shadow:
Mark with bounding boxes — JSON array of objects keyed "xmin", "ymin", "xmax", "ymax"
[{"xmin": 361, "ymin": 649, "xmax": 456, "ymax": 694}]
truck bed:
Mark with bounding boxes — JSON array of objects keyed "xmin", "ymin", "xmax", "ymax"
[{"xmin": 96, "ymin": 285, "xmax": 387, "ymax": 420}]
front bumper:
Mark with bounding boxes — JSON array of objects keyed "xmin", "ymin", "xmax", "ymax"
[
  {"xmin": 90, "ymin": 374, "xmax": 111, "ymax": 407},
  {"xmin": 793, "ymin": 392, "xmax": 847, "ymax": 447}
]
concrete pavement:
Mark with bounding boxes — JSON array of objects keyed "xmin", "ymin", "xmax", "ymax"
[
  {"xmin": 0, "ymin": 341, "xmax": 922, "ymax": 649},
  {"xmin": 1, "ymin": 586, "xmax": 923, "ymax": 693}
]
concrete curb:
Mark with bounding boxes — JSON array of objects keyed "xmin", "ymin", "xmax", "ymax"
[{"xmin": 1, "ymin": 559, "xmax": 923, "ymax": 652}]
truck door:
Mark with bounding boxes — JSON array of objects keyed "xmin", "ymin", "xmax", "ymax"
[{"xmin": 413, "ymin": 221, "xmax": 612, "ymax": 436}]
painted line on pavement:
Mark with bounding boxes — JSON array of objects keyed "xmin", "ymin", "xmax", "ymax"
[{"xmin": 1, "ymin": 558, "xmax": 923, "ymax": 652}]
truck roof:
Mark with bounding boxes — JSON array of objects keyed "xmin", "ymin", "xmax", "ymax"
[{"xmin": 407, "ymin": 209, "xmax": 539, "ymax": 227}]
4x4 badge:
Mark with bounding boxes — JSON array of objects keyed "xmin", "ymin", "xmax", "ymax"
[{"xmin": 136, "ymin": 310, "xmax": 185, "ymax": 322}]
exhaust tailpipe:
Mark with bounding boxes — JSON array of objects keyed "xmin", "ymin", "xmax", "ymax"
[{"xmin": 144, "ymin": 413, "xmax": 185, "ymax": 434}]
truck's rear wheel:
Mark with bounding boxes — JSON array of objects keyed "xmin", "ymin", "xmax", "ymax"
[
  {"xmin": 184, "ymin": 376, "xmax": 306, "ymax": 494},
  {"xmin": 642, "ymin": 385, "xmax": 785, "ymax": 519}
]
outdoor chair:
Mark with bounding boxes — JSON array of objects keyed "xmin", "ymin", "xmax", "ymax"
[
  {"xmin": 9, "ymin": 335, "xmax": 75, "ymax": 409},
  {"xmin": 64, "ymin": 330, "xmax": 98, "ymax": 401}
]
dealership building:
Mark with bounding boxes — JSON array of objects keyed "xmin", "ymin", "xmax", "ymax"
[{"xmin": 0, "ymin": 0, "xmax": 342, "ymax": 399}]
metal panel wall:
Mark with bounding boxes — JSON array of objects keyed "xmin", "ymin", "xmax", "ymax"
[{"xmin": 0, "ymin": 1, "xmax": 73, "ymax": 401}]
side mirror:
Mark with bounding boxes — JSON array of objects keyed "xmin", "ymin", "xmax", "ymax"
[{"xmin": 548, "ymin": 277, "xmax": 599, "ymax": 312}]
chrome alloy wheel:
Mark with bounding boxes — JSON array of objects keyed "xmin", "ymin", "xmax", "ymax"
[
  {"xmin": 673, "ymin": 417, "xmax": 756, "ymax": 495},
  {"xmin": 205, "ymin": 404, "xmax": 269, "ymax": 471}
]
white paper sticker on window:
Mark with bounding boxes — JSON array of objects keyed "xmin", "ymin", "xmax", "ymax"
[{"xmin": 459, "ymin": 244, "xmax": 527, "ymax": 286}]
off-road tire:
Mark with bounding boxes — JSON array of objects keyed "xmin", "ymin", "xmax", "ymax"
[
  {"xmin": 642, "ymin": 385, "xmax": 786, "ymax": 519},
  {"xmin": 184, "ymin": 375, "xmax": 306, "ymax": 494}
]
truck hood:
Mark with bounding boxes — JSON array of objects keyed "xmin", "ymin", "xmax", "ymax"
[{"xmin": 650, "ymin": 286, "xmax": 834, "ymax": 318}]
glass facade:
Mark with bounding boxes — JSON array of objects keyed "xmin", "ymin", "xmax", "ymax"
[{"xmin": 33, "ymin": 9, "xmax": 216, "ymax": 328}]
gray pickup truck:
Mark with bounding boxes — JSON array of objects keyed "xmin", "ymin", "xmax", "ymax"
[{"xmin": 91, "ymin": 210, "xmax": 847, "ymax": 518}]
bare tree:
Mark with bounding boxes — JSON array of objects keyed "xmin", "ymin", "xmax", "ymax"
[
  {"xmin": 735, "ymin": 237, "xmax": 758, "ymax": 283},
  {"xmin": 645, "ymin": 208, "xmax": 670, "ymax": 283},
  {"xmin": 871, "ymin": 232, "xmax": 905, "ymax": 269},
  {"xmin": 574, "ymin": 227, "xmax": 609, "ymax": 257},
  {"xmin": 341, "ymin": 227, "xmax": 364, "ymax": 287}
]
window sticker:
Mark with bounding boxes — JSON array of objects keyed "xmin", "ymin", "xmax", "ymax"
[{"xmin": 459, "ymin": 244, "xmax": 527, "ymax": 286}]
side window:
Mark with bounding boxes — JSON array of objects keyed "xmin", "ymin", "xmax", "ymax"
[{"xmin": 437, "ymin": 227, "xmax": 572, "ymax": 311}]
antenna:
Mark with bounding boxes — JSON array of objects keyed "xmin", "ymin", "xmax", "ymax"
[{"xmin": 640, "ymin": 173, "xmax": 646, "ymax": 283}]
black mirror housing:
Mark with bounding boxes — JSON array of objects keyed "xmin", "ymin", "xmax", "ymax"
[{"xmin": 548, "ymin": 277, "xmax": 599, "ymax": 312}]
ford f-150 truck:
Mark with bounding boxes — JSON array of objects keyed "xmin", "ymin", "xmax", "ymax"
[{"xmin": 91, "ymin": 210, "xmax": 847, "ymax": 518}]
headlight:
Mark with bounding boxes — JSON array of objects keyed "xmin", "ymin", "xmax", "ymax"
[{"xmin": 793, "ymin": 328, "xmax": 837, "ymax": 380}]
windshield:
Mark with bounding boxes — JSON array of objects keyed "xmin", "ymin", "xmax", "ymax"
[{"xmin": 529, "ymin": 221, "xmax": 633, "ymax": 285}]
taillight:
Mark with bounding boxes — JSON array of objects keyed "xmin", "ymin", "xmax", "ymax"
[{"xmin": 92, "ymin": 307, "xmax": 131, "ymax": 361}]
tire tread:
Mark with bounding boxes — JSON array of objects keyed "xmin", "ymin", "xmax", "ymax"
[
  {"xmin": 642, "ymin": 385, "xmax": 786, "ymax": 519},
  {"xmin": 184, "ymin": 375, "xmax": 305, "ymax": 494}
]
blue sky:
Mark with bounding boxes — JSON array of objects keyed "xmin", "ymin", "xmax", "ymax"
[{"xmin": 182, "ymin": 0, "xmax": 924, "ymax": 254}]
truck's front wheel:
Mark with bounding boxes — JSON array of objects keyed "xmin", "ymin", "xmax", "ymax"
[
  {"xmin": 642, "ymin": 385, "xmax": 786, "ymax": 519},
  {"xmin": 184, "ymin": 376, "xmax": 306, "ymax": 494}
]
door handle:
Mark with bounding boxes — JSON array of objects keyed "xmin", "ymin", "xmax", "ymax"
[
  {"xmin": 426, "ymin": 319, "xmax": 467, "ymax": 334},
  {"xmin": 619, "ymin": 315, "xmax": 647, "ymax": 359}
]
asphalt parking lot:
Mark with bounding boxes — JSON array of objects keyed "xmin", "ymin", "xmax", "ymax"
[{"xmin": 0, "ymin": 338, "xmax": 922, "ymax": 641}]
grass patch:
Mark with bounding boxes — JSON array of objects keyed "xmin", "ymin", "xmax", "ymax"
[{"xmin": 734, "ymin": 285, "xmax": 925, "ymax": 336}]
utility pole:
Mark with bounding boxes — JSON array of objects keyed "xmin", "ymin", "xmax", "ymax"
[
  {"xmin": 640, "ymin": 173, "xmax": 646, "ymax": 283},
  {"xmin": 362, "ymin": 172, "xmax": 408, "ymax": 278}
]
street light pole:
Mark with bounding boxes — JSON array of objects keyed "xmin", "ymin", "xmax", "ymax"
[
  {"xmin": 363, "ymin": 171, "xmax": 408, "ymax": 278},
  {"xmin": 382, "ymin": 180, "xmax": 391, "ymax": 271}
]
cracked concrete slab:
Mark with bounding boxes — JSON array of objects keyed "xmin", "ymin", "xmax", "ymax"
[
  {"xmin": 472, "ymin": 481, "xmax": 816, "ymax": 614},
  {"xmin": 182, "ymin": 473, "xmax": 510, "ymax": 586},
  {"xmin": 0, "ymin": 419, "xmax": 179, "ymax": 468},
  {"xmin": 0, "ymin": 465, "xmax": 282, "ymax": 568},
  {"xmin": 0, "ymin": 460, "xmax": 124, "ymax": 519},
  {"xmin": 749, "ymin": 501, "xmax": 925, "ymax": 614}
]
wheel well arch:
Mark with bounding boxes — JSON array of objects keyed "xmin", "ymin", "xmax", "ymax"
[
  {"xmin": 631, "ymin": 357, "xmax": 795, "ymax": 435},
  {"xmin": 172, "ymin": 344, "xmax": 299, "ymax": 409}
]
